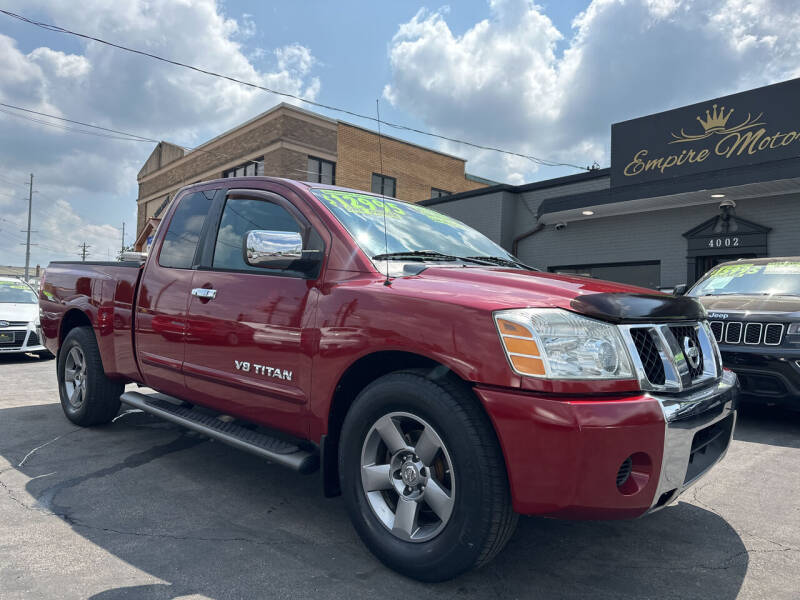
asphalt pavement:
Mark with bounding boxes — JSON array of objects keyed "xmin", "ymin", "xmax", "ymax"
[{"xmin": 1, "ymin": 352, "xmax": 798, "ymax": 599}]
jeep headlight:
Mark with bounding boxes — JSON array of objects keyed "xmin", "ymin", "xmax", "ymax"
[{"xmin": 494, "ymin": 308, "xmax": 634, "ymax": 379}]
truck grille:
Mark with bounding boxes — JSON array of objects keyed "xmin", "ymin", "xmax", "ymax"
[
  {"xmin": 622, "ymin": 322, "xmax": 719, "ymax": 392},
  {"xmin": 670, "ymin": 325, "xmax": 704, "ymax": 379},
  {"xmin": 630, "ymin": 329, "xmax": 666, "ymax": 385},
  {"xmin": 709, "ymin": 321, "xmax": 784, "ymax": 346}
]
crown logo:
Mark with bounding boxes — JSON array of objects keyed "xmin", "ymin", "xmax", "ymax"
[
  {"xmin": 670, "ymin": 104, "xmax": 765, "ymax": 144},
  {"xmin": 696, "ymin": 104, "xmax": 733, "ymax": 133}
]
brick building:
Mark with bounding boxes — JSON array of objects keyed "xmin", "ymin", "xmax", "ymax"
[{"xmin": 135, "ymin": 103, "xmax": 491, "ymax": 247}]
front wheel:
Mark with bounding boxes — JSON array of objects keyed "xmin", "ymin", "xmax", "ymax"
[
  {"xmin": 339, "ymin": 370, "xmax": 517, "ymax": 582},
  {"xmin": 57, "ymin": 326, "xmax": 123, "ymax": 426}
]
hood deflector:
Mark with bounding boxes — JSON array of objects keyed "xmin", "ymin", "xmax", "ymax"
[{"xmin": 570, "ymin": 293, "xmax": 706, "ymax": 324}]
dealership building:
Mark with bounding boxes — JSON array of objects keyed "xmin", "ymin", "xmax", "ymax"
[{"xmin": 422, "ymin": 78, "xmax": 800, "ymax": 290}]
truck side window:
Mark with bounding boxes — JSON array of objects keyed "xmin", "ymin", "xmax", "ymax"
[
  {"xmin": 158, "ymin": 192, "xmax": 212, "ymax": 269},
  {"xmin": 212, "ymin": 198, "xmax": 303, "ymax": 272}
]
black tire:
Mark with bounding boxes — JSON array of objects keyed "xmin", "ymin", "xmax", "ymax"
[
  {"xmin": 339, "ymin": 370, "xmax": 518, "ymax": 582},
  {"xmin": 57, "ymin": 326, "xmax": 123, "ymax": 426}
]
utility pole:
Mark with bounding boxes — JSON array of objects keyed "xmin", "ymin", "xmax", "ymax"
[
  {"xmin": 24, "ymin": 173, "xmax": 33, "ymax": 281},
  {"xmin": 79, "ymin": 242, "xmax": 91, "ymax": 262},
  {"xmin": 121, "ymin": 221, "xmax": 126, "ymax": 254}
]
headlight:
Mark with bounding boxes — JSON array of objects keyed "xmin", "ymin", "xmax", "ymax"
[
  {"xmin": 494, "ymin": 308, "xmax": 634, "ymax": 380},
  {"xmin": 787, "ymin": 323, "xmax": 800, "ymax": 335}
]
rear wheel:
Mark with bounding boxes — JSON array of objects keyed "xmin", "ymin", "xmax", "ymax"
[
  {"xmin": 57, "ymin": 326, "xmax": 123, "ymax": 426},
  {"xmin": 339, "ymin": 370, "xmax": 517, "ymax": 581}
]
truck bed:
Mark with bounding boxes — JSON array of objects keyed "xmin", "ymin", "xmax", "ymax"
[{"xmin": 41, "ymin": 260, "xmax": 144, "ymax": 381}]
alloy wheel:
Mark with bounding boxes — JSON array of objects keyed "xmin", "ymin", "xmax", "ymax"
[
  {"xmin": 360, "ymin": 412, "xmax": 455, "ymax": 543},
  {"xmin": 63, "ymin": 346, "xmax": 87, "ymax": 409}
]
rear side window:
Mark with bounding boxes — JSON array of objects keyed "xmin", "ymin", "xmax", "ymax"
[
  {"xmin": 159, "ymin": 192, "xmax": 212, "ymax": 269},
  {"xmin": 212, "ymin": 198, "xmax": 303, "ymax": 271}
]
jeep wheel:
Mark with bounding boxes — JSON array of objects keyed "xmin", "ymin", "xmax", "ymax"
[
  {"xmin": 57, "ymin": 326, "xmax": 123, "ymax": 426},
  {"xmin": 339, "ymin": 370, "xmax": 517, "ymax": 581}
]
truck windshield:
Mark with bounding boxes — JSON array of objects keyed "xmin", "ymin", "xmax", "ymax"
[
  {"xmin": 689, "ymin": 261, "xmax": 800, "ymax": 297},
  {"xmin": 0, "ymin": 280, "xmax": 37, "ymax": 303},
  {"xmin": 311, "ymin": 188, "xmax": 517, "ymax": 264}
]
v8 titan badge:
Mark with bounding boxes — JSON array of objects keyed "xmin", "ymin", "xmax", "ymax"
[{"xmin": 235, "ymin": 360, "xmax": 292, "ymax": 381}]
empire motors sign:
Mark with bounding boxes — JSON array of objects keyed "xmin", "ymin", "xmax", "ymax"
[{"xmin": 610, "ymin": 78, "xmax": 800, "ymax": 187}]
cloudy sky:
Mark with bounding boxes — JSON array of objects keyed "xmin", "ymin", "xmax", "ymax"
[{"xmin": 0, "ymin": 0, "xmax": 798, "ymax": 267}]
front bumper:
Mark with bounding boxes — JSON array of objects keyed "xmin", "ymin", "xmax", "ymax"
[
  {"xmin": 648, "ymin": 369, "xmax": 737, "ymax": 512},
  {"xmin": 475, "ymin": 370, "xmax": 738, "ymax": 519},
  {"xmin": 720, "ymin": 345, "xmax": 800, "ymax": 405},
  {"xmin": 0, "ymin": 327, "xmax": 46, "ymax": 354}
]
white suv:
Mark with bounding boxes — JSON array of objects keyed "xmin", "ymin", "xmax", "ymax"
[{"xmin": 0, "ymin": 276, "xmax": 50, "ymax": 358}]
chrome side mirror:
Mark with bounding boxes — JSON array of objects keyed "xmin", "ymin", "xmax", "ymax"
[{"xmin": 244, "ymin": 230, "xmax": 303, "ymax": 270}]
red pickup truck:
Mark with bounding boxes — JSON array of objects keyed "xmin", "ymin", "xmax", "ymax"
[{"xmin": 40, "ymin": 177, "xmax": 737, "ymax": 581}]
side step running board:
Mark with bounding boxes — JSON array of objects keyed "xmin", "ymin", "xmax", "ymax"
[{"xmin": 120, "ymin": 391, "xmax": 319, "ymax": 474}]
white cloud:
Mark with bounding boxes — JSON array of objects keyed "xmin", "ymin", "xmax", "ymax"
[
  {"xmin": 384, "ymin": 0, "xmax": 800, "ymax": 183},
  {"xmin": 238, "ymin": 13, "xmax": 257, "ymax": 39},
  {"xmin": 0, "ymin": 0, "xmax": 321, "ymax": 266},
  {"xmin": 28, "ymin": 47, "xmax": 91, "ymax": 78},
  {"xmin": 0, "ymin": 193, "xmax": 124, "ymax": 267}
]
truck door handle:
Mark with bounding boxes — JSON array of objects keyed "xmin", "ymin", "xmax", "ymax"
[{"xmin": 191, "ymin": 288, "xmax": 217, "ymax": 300}]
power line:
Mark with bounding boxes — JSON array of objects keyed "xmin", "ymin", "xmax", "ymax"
[
  {"xmin": 0, "ymin": 8, "xmax": 589, "ymax": 171},
  {"xmin": 0, "ymin": 102, "xmax": 158, "ymax": 142},
  {"xmin": 0, "ymin": 217, "xmax": 64, "ymax": 254},
  {"xmin": 0, "ymin": 106, "xmax": 155, "ymax": 142},
  {"xmin": 0, "ymin": 101, "xmax": 263, "ymax": 171},
  {"xmin": 0, "ymin": 175, "xmax": 30, "ymax": 188}
]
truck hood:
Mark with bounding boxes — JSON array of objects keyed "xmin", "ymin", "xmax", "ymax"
[
  {"xmin": 396, "ymin": 267, "xmax": 704, "ymax": 323},
  {"xmin": 0, "ymin": 303, "xmax": 38, "ymax": 324},
  {"xmin": 695, "ymin": 294, "xmax": 800, "ymax": 319}
]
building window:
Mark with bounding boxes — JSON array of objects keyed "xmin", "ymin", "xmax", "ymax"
[
  {"xmin": 153, "ymin": 194, "xmax": 171, "ymax": 218},
  {"xmin": 549, "ymin": 261, "xmax": 661, "ymax": 291},
  {"xmin": 307, "ymin": 156, "xmax": 335, "ymax": 185},
  {"xmin": 223, "ymin": 157, "xmax": 264, "ymax": 178},
  {"xmin": 430, "ymin": 188, "xmax": 451, "ymax": 199},
  {"xmin": 371, "ymin": 173, "xmax": 397, "ymax": 197}
]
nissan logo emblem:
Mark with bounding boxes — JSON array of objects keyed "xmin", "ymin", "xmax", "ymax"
[
  {"xmin": 683, "ymin": 336, "xmax": 701, "ymax": 369},
  {"xmin": 0, "ymin": 320, "xmax": 9, "ymax": 328}
]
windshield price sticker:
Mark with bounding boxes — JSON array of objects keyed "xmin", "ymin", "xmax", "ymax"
[
  {"xmin": 764, "ymin": 261, "xmax": 800, "ymax": 275},
  {"xmin": 314, "ymin": 189, "xmax": 467, "ymax": 229},
  {"xmin": 316, "ymin": 189, "xmax": 406, "ymax": 219},
  {"xmin": 417, "ymin": 207, "xmax": 467, "ymax": 229},
  {"xmin": 711, "ymin": 264, "xmax": 761, "ymax": 279},
  {"xmin": 0, "ymin": 281, "xmax": 28, "ymax": 290}
]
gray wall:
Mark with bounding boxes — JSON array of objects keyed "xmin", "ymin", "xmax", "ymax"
[
  {"xmin": 437, "ymin": 190, "xmax": 512, "ymax": 246},
  {"xmin": 434, "ymin": 182, "xmax": 800, "ymax": 289}
]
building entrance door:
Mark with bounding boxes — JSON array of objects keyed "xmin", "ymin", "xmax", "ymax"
[{"xmin": 683, "ymin": 209, "xmax": 770, "ymax": 285}]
